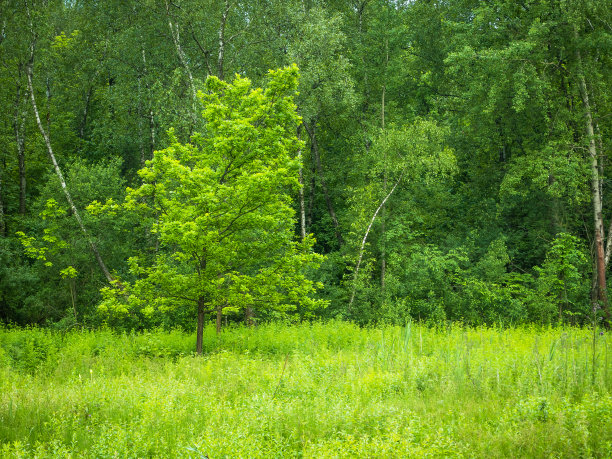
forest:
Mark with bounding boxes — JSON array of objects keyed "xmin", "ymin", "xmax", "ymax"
[
  {"xmin": 2, "ymin": 1, "xmax": 612, "ymax": 457},
  {"xmin": 1, "ymin": 0, "xmax": 612, "ymax": 331}
]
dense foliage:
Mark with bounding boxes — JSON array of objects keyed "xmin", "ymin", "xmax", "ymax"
[{"xmin": 1, "ymin": 0, "xmax": 611, "ymax": 329}]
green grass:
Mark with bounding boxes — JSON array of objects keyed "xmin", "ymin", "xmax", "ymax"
[{"xmin": 1, "ymin": 322, "xmax": 611, "ymax": 457}]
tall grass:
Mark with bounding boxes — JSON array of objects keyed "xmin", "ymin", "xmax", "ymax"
[{"xmin": 1, "ymin": 322, "xmax": 611, "ymax": 457}]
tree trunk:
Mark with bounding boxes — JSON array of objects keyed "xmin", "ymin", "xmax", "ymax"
[
  {"xmin": 216, "ymin": 305, "xmax": 223, "ymax": 335},
  {"xmin": 196, "ymin": 296, "xmax": 205, "ymax": 355},
  {"xmin": 139, "ymin": 46, "xmax": 156, "ymax": 165},
  {"xmin": 297, "ymin": 126, "xmax": 306, "ymax": 240},
  {"xmin": 148, "ymin": 108, "xmax": 156, "ymax": 159},
  {"xmin": 303, "ymin": 120, "xmax": 343, "ymax": 246},
  {"xmin": 14, "ymin": 77, "xmax": 27, "ymax": 216},
  {"xmin": 27, "ymin": 51, "xmax": 115, "ymax": 286},
  {"xmin": 137, "ymin": 77, "xmax": 146, "ymax": 167},
  {"xmin": 16, "ymin": 121, "xmax": 26, "ymax": 216},
  {"xmin": 217, "ymin": 0, "xmax": 230, "ymax": 80},
  {"xmin": 0, "ymin": 172, "xmax": 5, "ymax": 236},
  {"xmin": 79, "ymin": 85, "xmax": 93, "ymax": 139},
  {"xmin": 575, "ymin": 31, "xmax": 610, "ymax": 326},
  {"xmin": 245, "ymin": 305, "xmax": 255, "ymax": 326},
  {"xmin": 307, "ymin": 165, "xmax": 315, "ymax": 230},
  {"xmin": 165, "ymin": 0, "xmax": 198, "ymax": 128},
  {"xmin": 380, "ymin": 40, "xmax": 388, "ymax": 292},
  {"xmin": 348, "ymin": 172, "xmax": 404, "ymax": 312}
]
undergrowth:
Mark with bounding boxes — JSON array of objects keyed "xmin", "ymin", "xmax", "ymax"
[{"xmin": 0, "ymin": 321, "xmax": 611, "ymax": 457}]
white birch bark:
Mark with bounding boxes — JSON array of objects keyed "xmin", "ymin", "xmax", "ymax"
[
  {"xmin": 348, "ymin": 172, "xmax": 404, "ymax": 311},
  {"xmin": 218, "ymin": 0, "xmax": 230, "ymax": 80},
  {"xmin": 575, "ymin": 28, "xmax": 610, "ymax": 323},
  {"xmin": 165, "ymin": 0, "xmax": 198, "ymax": 125},
  {"xmin": 14, "ymin": 83, "xmax": 28, "ymax": 215},
  {"xmin": 26, "ymin": 53, "xmax": 115, "ymax": 285}
]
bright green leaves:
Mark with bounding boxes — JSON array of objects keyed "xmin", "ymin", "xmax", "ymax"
[
  {"xmin": 345, "ymin": 119, "xmax": 457, "ymax": 321},
  {"xmin": 16, "ymin": 199, "xmax": 71, "ymax": 267},
  {"xmin": 101, "ymin": 66, "xmax": 325, "ymax": 329},
  {"xmin": 51, "ymin": 30, "xmax": 81, "ymax": 50},
  {"xmin": 533, "ymin": 233, "xmax": 590, "ymax": 322},
  {"xmin": 59, "ymin": 266, "xmax": 78, "ymax": 280}
]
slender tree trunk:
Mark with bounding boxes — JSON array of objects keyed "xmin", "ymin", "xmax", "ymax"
[
  {"xmin": 303, "ymin": 120, "xmax": 343, "ymax": 246},
  {"xmin": 217, "ymin": 0, "xmax": 230, "ymax": 80},
  {"xmin": 45, "ymin": 77, "xmax": 51, "ymax": 136},
  {"xmin": 348, "ymin": 172, "xmax": 404, "ymax": 312},
  {"xmin": 79, "ymin": 85, "xmax": 93, "ymax": 139},
  {"xmin": 604, "ymin": 215, "xmax": 612, "ymax": 268},
  {"xmin": 14, "ymin": 78, "xmax": 27, "ymax": 216},
  {"xmin": 69, "ymin": 278, "xmax": 78, "ymax": 323},
  {"xmin": 0, "ymin": 172, "xmax": 5, "ymax": 237},
  {"xmin": 139, "ymin": 46, "xmax": 156, "ymax": 164},
  {"xmin": 216, "ymin": 304, "xmax": 223, "ymax": 335},
  {"xmin": 165, "ymin": 0, "xmax": 198, "ymax": 128},
  {"xmin": 380, "ymin": 182, "xmax": 387, "ymax": 289},
  {"xmin": 196, "ymin": 296, "xmax": 205, "ymax": 355},
  {"xmin": 307, "ymin": 165, "xmax": 315, "ymax": 230},
  {"xmin": 27, "ymin": 51, "xmax": 115, "ymax": 286},
  {"xmin": 245, "ymin": 305, "xmax": 254, "ymax": 326},
  {"xmin": 297, "ymin": 126, "xmax": 306, "ymax": 240},
  {"xmin": 598, "ymin": 119, "xmax": 612, "ymax": 267},
  {"xmin": 137, "ymin": 76, "xmax": 146, "ymax": 166},
  {"xmin": 356, "ymin": 1, "xmax": 370, "ymax": 118},
  {"xmin": 16, "ymin": 120, "xmax": 26, "ymax": 215},
  {"xmin": 17, "ymin": 140, "xmax": 26, "ymax": 215},
  {"xmin": 380, "ymin": 39, "xmax": 388, "ymax": 292},
  {"xmin": 148, "ymin": 108, "xmax": 156, "ymax": 158},
  {"xmin": 575, "ymin": 32, "xmax": 610, "ymax": 325}
]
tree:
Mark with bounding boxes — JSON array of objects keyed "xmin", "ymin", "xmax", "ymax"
[
  {"xmin": 345, "ymin": 120, "xmax": 456, "ymax": 320},
  {"xmin": 288, "ymin": 5, "xmax": 357, "ymax": 248},
  {"xmin": 440, "ymin": 0, "xmax": 612, "ymax": 324},
  {"xmin": 533, "ymin": 233, "xmax": 589, "ymax": 324},
  {"xmin": 99, "ymin": 66, "xmax": 324, "ymax": 354}
]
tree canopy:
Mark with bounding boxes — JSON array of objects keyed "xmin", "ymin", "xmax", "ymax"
[{"xmin": 1, "ymin": 0, "xmax": 611, "ymax": 333}]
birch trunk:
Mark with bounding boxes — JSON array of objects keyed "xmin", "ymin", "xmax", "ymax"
[
  {"xmin": 79, "ymin": 85, "xmax": 93, "ymax": 139},
  {"xmin": 16, "ymin": 117, "xmax": 27, "ymax": 215},
  {"xmin": 307, "ymin": 167, "xmax": 315, "ymax": 230},
  {"xmin": 348, "ymin": 173, "xmax": 404, "ymax": 312},
  {"xmin": 14, "ymin": 77, "xmax": 28, "ymax": 215},
  {"xmin": 218, "ymin": 0, "xmax": 230, "ymax": 80},
  {"xmin": 26, "ymin": 56, "xmax": 115, "ymax": 285},
  {"xmin": 575, "ymin": 32, "xmax": 611, "ymax": 325},
  {"xmin": 165, "ymin": 0, "xmax": 198, "ymax": 126},
  {"xmin": 139, "ymin": 46, "xmax": 156, "ymax": 165},
  {"xmin": 137, "ymin": 75, "xmax": 146, "ymax": 167}
]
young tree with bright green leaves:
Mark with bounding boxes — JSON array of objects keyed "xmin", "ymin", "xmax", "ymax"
[
  {"xmin": 98, "ymin": 66, "xmax": 325, "ymax": 354},
  {"xmin": 533, "ymin": 233, "xmax": 590, "ymax": 324}
]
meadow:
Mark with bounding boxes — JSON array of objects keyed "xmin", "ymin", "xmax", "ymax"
[{"xmin": 1, "ymin": 322, "xmax": 611, "ymax": 458}]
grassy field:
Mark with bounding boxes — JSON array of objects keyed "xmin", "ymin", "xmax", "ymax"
[{"xmin": 1, "ymin": 321, "xmax": 611, "ymax": 458}]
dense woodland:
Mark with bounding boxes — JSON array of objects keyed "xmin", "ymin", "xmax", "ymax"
[{"xmin": 1, "ymin": 0, "xmax": 611, "ymax": 331}]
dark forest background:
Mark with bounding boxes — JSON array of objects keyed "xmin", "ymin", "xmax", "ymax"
[{"xmin": 1, "ymin": 0, "xmax": 611, "ymax": 330}]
